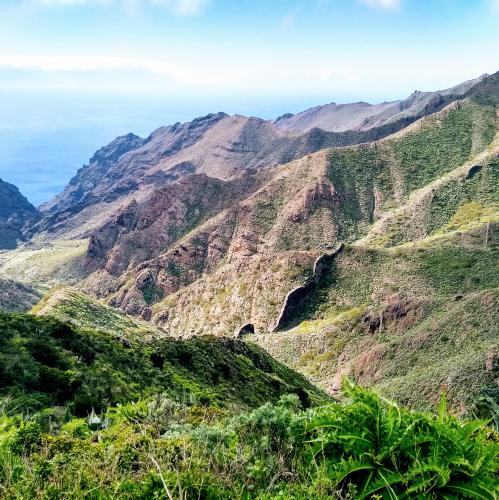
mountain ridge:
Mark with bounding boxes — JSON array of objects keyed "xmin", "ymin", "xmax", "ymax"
[
  {"xmin": 1, "ymin": 71, "xmax": 498, "ymax": 414},
  {"xmin": 28, "ymin": 74, "xmax": 490, "ymax": 242},
  {"xmin": 274, "ymin": 74, "xmax": 487, "ymax": 132}
]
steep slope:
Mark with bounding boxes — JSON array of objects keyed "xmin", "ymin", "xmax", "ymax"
[
  {"xmin": 31, "ymin": 75, "xmax": 488, "ymax": 242},
  {"xmin": 131, "ymin": 75, "xmax": 497, "ymax": 412},
  {"xmin": 0, "ymin": 178, "xmax": 38, "ymax": 249},
  {"xmin": 251, "ymin": 224, "xmax": 498, "ymax": 413},
  {"xmin": 32, "ymin": 113, "xmax": 308, "ymax": 239},
  {"xmin": 87, "ymin": 83, "xmax": 497, "ymax": 327},
  {"xmin": 274, "ymin": 74, "xmax": 486, "ymax": 132},
  {"xmin": 247, "ymin": 76, "xmax": 499, "ymax": 412},
  {"xmin": 82, "ymin": 151, "xmax": 339, "ymax": 318},
  {"xmin": 0, "ymin": 308, "xmax": 326, "ymax": 414}
]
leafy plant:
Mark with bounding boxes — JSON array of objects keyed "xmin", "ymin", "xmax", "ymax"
[{"xmin": 303, "ymin": 380, "xmax": 499, "ymax": 499}]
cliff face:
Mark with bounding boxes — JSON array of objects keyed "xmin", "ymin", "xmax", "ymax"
[{"xmin": 0, "ymin": 179, "xmax": 38, "ymax": 249}]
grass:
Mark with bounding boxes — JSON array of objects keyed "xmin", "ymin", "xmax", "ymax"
[
  {"xmin": 254, "ymin": 222, "xmax": 499, "ymax": 413},
  {"xmin": 0, "ymin": 239, "xmax": 88, "ymax": 292},
  {"xmin": 33, "ymin": 287, "xmax": 161, "ymax": 340},
  {"xmin": 326, "ymin": 101, "xmax": 497, "ymax": 244}
]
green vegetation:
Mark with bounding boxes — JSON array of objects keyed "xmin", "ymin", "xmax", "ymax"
[
  {"xmin": 0, "ymin": 312, "xmax": 324, "ymax": 416},
  {"xmin": 0, "ymin": 380, "xmax": 497, "ymax": 498},
  {"xmin": 142, "ymin": 282, "xmax": 165, "ymax": 305},
  {"xmin": 364, "ymin": 155, "xmax": 499, "ymax": 248},
  {"xmin": 166, "ymin": 260, "xmax": 185, "ymax": 277},
  {"xmin": 33, "ymin": 287, "xmax": 161, "ymax": 339},
  {"xmin": 327, "ymin": 101, "xmax": 497, "ymax": 243},
  {"xmin": 257, "ymin": 223, "xmax": 499, "ymax": 412},
  {"xmin": 392, "ymin": 102, "xmax": 496, "ymax": 193}
]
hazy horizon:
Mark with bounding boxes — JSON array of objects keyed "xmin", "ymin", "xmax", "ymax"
[{"xmin": 1, "ymin": 0, "xmax": 498, "ymax": 205}]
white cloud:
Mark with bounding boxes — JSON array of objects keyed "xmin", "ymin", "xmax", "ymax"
[
  {"xmin": 33, "ymin": 0, "xmax": 210, "ymax": 15},
  {"xmin": 358, "ymin": 0, "xmax": 400, "ymax": 10},
  {"xmin": 0, "ymin": 49, "xmax": 495, "ymax": 98},
  {"xmin": 0, "ymin": 54, "xmax": 185, "ymax": 79}
]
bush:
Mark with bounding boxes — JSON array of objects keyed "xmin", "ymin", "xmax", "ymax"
[
  {"xmin": 10, "ymin": 421, "xmax": 43, "ymax": 455},
  {"xmin": 1, "ymin": 383, "xmax": 498, "ymax": 498},
  {"xmin": 303, "ymin": 381, "xmax": 499, "ymax": 498}
]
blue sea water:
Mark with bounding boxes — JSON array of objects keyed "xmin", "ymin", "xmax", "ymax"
[{"xmin": 0, "ymin": 89, "xmax": 383, "ymax": 207}]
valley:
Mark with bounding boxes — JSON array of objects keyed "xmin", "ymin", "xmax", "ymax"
[{"xmin": 0, "ymin": 71, "xmax": 498, "ymax": 498}]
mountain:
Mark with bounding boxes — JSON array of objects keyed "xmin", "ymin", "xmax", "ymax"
[
  {"xmin": 31, "ymin": 80, "xmax": 482, "ymax": 242},
  {"xmin": 274, "ymin": 74, "xmax": 487, "ymax": 132},
  {"xmin": 1, "ymin": 71, "xmax": 499, "ymax": 499},
  {"xmin": 80, "ymin": 74, "xmax": 498, "ymax": 320},
  {"xmin": 143, "ymin": 74, "xmax": 497, "ymax": 411},
  {"xmin": 1, "ymin": 71, "xmax": 498, "ymax": 414},
  {"xmin": 0, "ymin": 178, "xmax": 38, "ymax": 249},
  {"xmin": 79, "ymin": 72, "xmax": 499, "ymax": 411}
]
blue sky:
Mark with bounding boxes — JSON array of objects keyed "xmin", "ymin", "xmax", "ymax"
[
  {"xmin": 1, "ymin": 0, "xmax": 498, "ymax": 100},
  {"xmin": 0, "ymin": 0, "xmax": 498, "ymax": 205}
]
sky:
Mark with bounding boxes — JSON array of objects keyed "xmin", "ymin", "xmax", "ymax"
[{"xmin": 0, "ymin": 0, "xmax": 498, "ymax": 205}]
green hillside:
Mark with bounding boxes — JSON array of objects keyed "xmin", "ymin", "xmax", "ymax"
[
  {"xmin": 253, "ymin": 222, "xmax": 498, "ymax": 413},
  {"xmin": 328, "ymin": 100, "xmax": 498, "ymax": 243},
  {"xmin": 249, "ymin": 81, "xmax": 499, "ymax": 415},
  {"xmin": 0, "ymin": 312, "xmax": 326, "ymax": 415}
]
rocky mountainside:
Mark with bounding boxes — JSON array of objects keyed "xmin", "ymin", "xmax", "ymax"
[
  {"xmin": 274, "ymin": 74, "xmax": 487, "ymax": 132},
  {"xmin": 77, "ymin": 74, "xmax": 498, "ymax": 324},
  {"xmin": 31, "ymin": 79, "xmax": 484, "ymax": 242},
  {"xmin": 1, "ymin": 71, "xmax": 498, "ymax": 413},
  {"xmin": 0, "ymin": 178, "xmax": 39, "ymax": 249},
  {"xmin": 76, "ymin": 72, "xmax": 498, "ymax": 411}
]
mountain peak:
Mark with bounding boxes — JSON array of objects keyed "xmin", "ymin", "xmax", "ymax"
[{"xmin": 273, "ymin": 73, "xmax": 488, "ymax": 133}]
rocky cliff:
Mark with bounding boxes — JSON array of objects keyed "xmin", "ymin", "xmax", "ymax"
[{"xmin": 0, "ymin": 178, "xmax": 38, "ymax": 249}]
